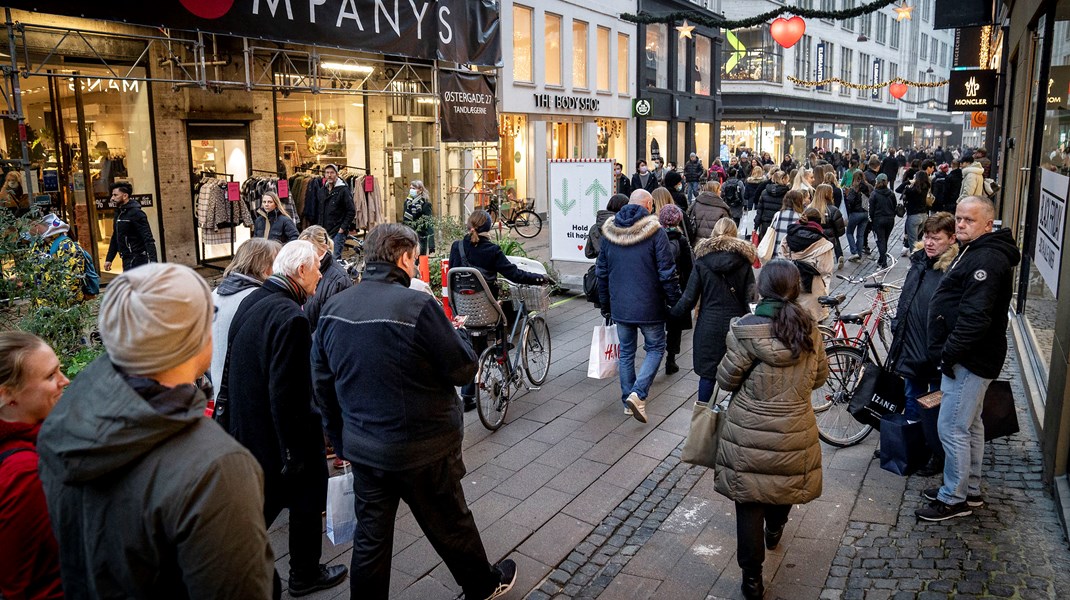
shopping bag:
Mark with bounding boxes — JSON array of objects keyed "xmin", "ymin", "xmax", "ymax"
[
  {"xmin": 982, "ymin": 380, "xmax": 1019, "ymax": 441},
  {"xmin": 587, "ymin": 323, "xmax": 620, "ymax": 379},
  {"xmin": 847, "ymin": 361, "xmax": 905, "ymax": 429},
  {"xmin": 879, "ymin": 413, "xmax": 932, "ymax": 476},
  {"xmin": 750, "ymin": 231, "xmax": 763, "ymax": 268},
  {"xmin": 756, "ymin": 222, "xmax": 777, "ymax": 263},
  {"xmin": 325, "ymin": 468, "xmax": 356, "ymax": 545},
  {"xmin": 681, "ymin": 394, "xmax": 729, "ymax": 469}
]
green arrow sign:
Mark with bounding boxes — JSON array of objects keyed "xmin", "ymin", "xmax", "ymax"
[
  {"xmin": 586, "ymin": 178, "xmax": 609, "ymax": 217},
  {"xmin": 553, "ymin": 179, "xmax": 576, "ymax": 216},
  {"xmin": 724, "ymin": 29, "xmax": 746, "ymax": 74}
]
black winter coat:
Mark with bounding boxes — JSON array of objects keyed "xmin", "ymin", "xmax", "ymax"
[
  {"xmin": 670, "ymin": 235, "xmax": 756, "ymax": 378},
  {"xmin": 252, "ymin": 209, "xmax": 299, "ymax": 243},
  {"xmin": 887, "ymin": 246, "xmax": 957, "ymax": 380},
  {"xmin": 631, "ymin": 172, "xmax": 659, "ymax": 194},
  {"xmin": 880, "ymin": 156, "xmax": 900, "ymax": 181},
  {"xmin": 321, "ymin": 180, "xmax": 356, "ymax": 234},
  {"xmin": 754, "ymin": 183, "xmax": 789, "ymax": 232},
  {"xmin": 105, "ymin": 200, "xmax": 157, "ymax": 266},
  {"xmin": 303, "ymin": 251, "xmax": 353, "ymax": 331},
  {"xmin": 449, "ymin": 237, "xmax": 545, "ymax": 299},
  {"xmin": 743, "ymin": 177, "xmax": 768, "ymax": 210},
  {"xmin": 615, "ymin": 173, "xmax": 632, "ymax": 196},
  {"xmin": 585, "ymin": 209, "xmax": 616, "ymax": 258},
  {"xmin": 683, "ymin": 158, "xmax": 705, "ymax": 183},
  {"xmin": 665, "ymin": 228, "xmax": 693, "ymax": 331},
  {"xmin": 927, "ymin": 228, "xmax": 1022, "ymax": 378},
  {"xmin": 226, "ymin": 278, "xmax": 326, "ymax": 513},
  {"xmin": 902, "ymin": 185, "xmax": 929, "ymax": 215},
  {"xmin": 311, "ymin": 262, "xmax": 477, "ymax": 471},
  {"xmin": 845, "ymin": 183, "xmax": 871, "ymax": 215},
  {"xmin": 663, "ymin": 171, "xmax": 688, "ymax": 211},
  {"xmin": 868, "ymin": 187, "xmax": 897, "ymax": 222}
]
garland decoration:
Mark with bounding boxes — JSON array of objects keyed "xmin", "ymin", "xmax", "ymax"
[
  {"xmin": 621, "ymin": 0, "xmax": 898, "ymax": 31},
  {"xmin": 896, "ymin": 96, "xmax": 949, "ymax": 106},
  {"xmin": 787, "ymin": 76, "xmax": 948, "ymax": 90}
]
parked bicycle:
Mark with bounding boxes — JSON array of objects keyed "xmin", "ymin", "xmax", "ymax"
[
  {"xmin": 338, "ymin": 232, "xmax": 365, "ymax": 281},
  {"xmin": 818, "ymin": 269, "xmax": 901, "ymax": 355},
  {"xmin": 487, "ymin": 188, "xmax": 542, "ymax": 239}
]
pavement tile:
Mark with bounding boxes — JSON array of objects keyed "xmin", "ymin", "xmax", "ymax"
[
  {"xmin": 392, "ymin": 534, "xmax": 440, "ymax": 578},
  {"xmin": 600, "ymin": 452, "xmax": 661, "ymax": 492},
  {"xmin": 584, "ymin": 432, "xmax": 641, "ymax": 464},
  {"xmin": 621, "ymin": 530, "xmax": 697, "ymax": 579},
  {"xmin": 503, "ymin": 486, "xmax": 575, "ymax": 531},
  {"xmin": 594, "ymin": 572, "xmax": 661, "ymax": 600},
  {"xmin": 534, "ymin": 436, "xmax": 596, "ymax": 468},
  {"xmin": 562, "ymin": 480, "xmax": 631, "ymax": 526},
  {"xmin": 631, "ymin": 429, "xmax": 686, "ymax": 462},
  {"xmin": 794, "ymin": 500, "xmax": 853, "ymax": 541},
  {"xmin": 508, "ymin": 552, "xmax": 554, "ymax": 600},
  {"xmin": 545, "ymin": 457, "xmax": 611, "ymax": 495},
  {"xmin": 489, "ymin": 417, "xmax": 547, "ymax": 447},
  {"xmin": 469, "ymin": 490, "xmax": 523, "ymax": 530},
  {"xmin": 660, "ymin": 496, "xmax": 718, "ymax": 535},
  {"xmin": 479, "ymin": 517, "xmax": 535, "ymax": 566},
  {"xmin": 391, "ymin": 574, "xmax": 454, "ymax": 600},
  {"xmin": 529, "ymin": 417, "xmax": 586, "ymax": 445},
  {"xmin": 492, "ymin": 438, "xmax": 553, "ymax": 471},
  {"xmin": 494, "ymin": 461, "xmax": 563, "ymax": 500},
  {"xmin": 524, "ymin": 398, "xmax": 577, "ymax": 424},
  {"xmin": 518, "ymin": 513, "xmax": 595, "ymax": 567}
]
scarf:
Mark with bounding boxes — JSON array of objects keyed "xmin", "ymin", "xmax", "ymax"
[
  {"xmin": 754, "ymin": 298, "xmax": 784, "ymax": 318},
  {"xmin": 266, "ymin": 273, "xmax": 308, "ymax": 305}
]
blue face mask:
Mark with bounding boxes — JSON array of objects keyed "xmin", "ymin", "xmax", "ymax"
[{"xmin": 675, "ymin": 184, "xmax": 683, "ymax": 191}]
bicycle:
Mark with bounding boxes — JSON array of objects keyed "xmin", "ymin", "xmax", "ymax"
[
  {"xmin": 338, "ymin": 232, "xmax": 365, "ymax": 281},
  {"xmin": 487, "ymin": 189, "xmax": 542, "ymax": 239},
  {"xmin": 811, "ymin": 280, "xmax": 902, "ymax": 447},
  {"xmin": 473, "ymin": 281, "xmax": 553, "ymax": 430},
  {"xmin": 818, "ymin": 270, "xmax": 901, "ymax": 356}
]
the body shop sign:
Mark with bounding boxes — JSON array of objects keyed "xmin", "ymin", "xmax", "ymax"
[{"xmin": 6, "ymin": 0, "xmax": 502, "ymax": 66}]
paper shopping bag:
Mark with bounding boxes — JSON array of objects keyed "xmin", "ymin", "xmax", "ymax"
[
  {"xmin": 847, "ymin": 361, "xmax": 905, "ymax": 430},
  {"xmin": 325, "ymin": 468, "xmax": 356, "ymax": 545},
  {"xmin": 879, "ymin": 413, "xmax": 932, "ymax": 476},
  {"xmin": 587, "ymin": 323, "xmax": 620, "ymax": 379}
]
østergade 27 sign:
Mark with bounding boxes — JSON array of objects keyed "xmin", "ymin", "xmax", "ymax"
[
  {"xmin": 438, "ymin": 71, "xmax": 498, "ymax": 143},
  {"xmin": 6, "ymin": 0, "xmax": 502, "ymax": 67}
]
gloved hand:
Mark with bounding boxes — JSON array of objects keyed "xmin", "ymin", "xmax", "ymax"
[
  {"xmin": 600, "ymin": 307, "xmax": 612, "ymax": 320},
  {"xmin": 940, "ymin": 360, "xmax": 956, "ymax": 380}
]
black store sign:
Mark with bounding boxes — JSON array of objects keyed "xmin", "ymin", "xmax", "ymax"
[
  {"xmin": 5, "ymin": 0, "xmax": 502, "ymax": 66},
  {"xmin": 438, "ymin": 71, "xmax": 498, "ymax": 142},
  {"xmin": 947, "ymin": 70, "xmax": 997, "ymax": 112}
]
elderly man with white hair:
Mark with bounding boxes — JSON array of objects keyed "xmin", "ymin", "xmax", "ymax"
[{"xmin": 222, "ymin": 240, "xmax": 348, "ymax": 597}]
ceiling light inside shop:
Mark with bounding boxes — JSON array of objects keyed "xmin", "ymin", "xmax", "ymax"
[
  {"xmin": 321, "ymin": 62, "xmax": 374, "ymax": 74},
  {"xmin": 416, "ymin": 98, "xmax": 437, "ymax": 104},
  {"xmin": 351, "ymin": 103, "xmax": 364, "ymax": 107}
]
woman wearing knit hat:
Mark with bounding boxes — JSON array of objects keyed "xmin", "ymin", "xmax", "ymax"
[{"xmin": 658, "ymin": 204, "xmax": 693, "ymax": 375}]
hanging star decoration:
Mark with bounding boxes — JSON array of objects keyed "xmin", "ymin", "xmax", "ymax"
[
  {"xmin": 676, "ymin": 20, "xmax": 695, "ymax": 39},
  {"xmin": 893, "ymin": 3, "xmax": 913, "ymax": 21},
  {"xmin": 621, "ymin": 0, "xmax": 898, "ymax": 30}
]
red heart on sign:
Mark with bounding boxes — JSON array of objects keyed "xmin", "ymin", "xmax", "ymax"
[
  {"xmin": 770, "ymin": 16, "xmax": 806, "ymax": 49},
  {"xmin": 577, "ymin": 245, "xmax": 584, "ymax": 251},
  {"xmin": 889, "ymin": 82, "xmax": 909, "ymax": 99}
]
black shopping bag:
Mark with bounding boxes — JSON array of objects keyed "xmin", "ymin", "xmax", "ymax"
[
  {"xmin": 982, "ymin": 381, "xmax": 1019, "ymax": 441},
  {"xmin": 879, "ymin": 414, "xmax": 932, "ymax": 476},
  {"xmin": 848, "ymin": 361, "xmax": 906, "ymax": 430}
]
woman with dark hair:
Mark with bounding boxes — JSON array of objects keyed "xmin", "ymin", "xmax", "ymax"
[
  {"xmin": 899, "ymin": 170, "xmax": 931, "ymax": 255},
  {"xmin": 663, "ymin": 170, "xmax": 688, "ymax": 212},
  {"xmin": 585, "ymin": 194, "xmax": 629, "ymax": 258},
  {"xmin": 868, "ymin": 174, "xmax": 898, "ymax": 268},
  {"xmin": 844, "ymin": 169, "xmax": 872, "ymax": 261},
  {"xmin": 630, "ymin": 160, "xmax": 659, "ymax": 194},
  {"xmin": 715, "ymin": 260, "xmax": 827, "ymax": 600},
  {"xmin": 770, "ymin": 189, "xmax": 806, "ymax": 258},
  {"xmin": 450, "ymin": 210, "xmax": 547, "ymax": 411}
]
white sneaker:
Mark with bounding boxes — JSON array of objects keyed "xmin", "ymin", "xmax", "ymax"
[
  {"xmin": 900, "ymin": 247, "xmax": 909, "ymax": 257},
  {"xmin": 624, "ymin": 406, "xmax": 633, "ymax": 416},
  {"xmin": 625, "ymin": 392, "xmax": 647, "ymax": 423}
]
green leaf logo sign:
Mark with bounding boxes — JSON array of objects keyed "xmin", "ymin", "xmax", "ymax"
[{"xmin": 554, "ymin": 179, "xmax": 577, "ymax": 216}]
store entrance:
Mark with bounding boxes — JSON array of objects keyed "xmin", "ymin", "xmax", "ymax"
[{"xmin": 187, "ymin": 123, "xmax": 251, "ymax": 267}]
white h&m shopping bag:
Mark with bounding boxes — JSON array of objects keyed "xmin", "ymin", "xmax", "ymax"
[
  {"xmin": 325, "ymin": 467, "xmax": 356, "ymax": 545},
  {"xmin": 587, "ymin": 323, "xmax": 620, "ymax": 379}
]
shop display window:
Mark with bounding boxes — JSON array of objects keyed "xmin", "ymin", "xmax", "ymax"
[
  {"xmin": 720, "ymin": 27, "xmax": 782, "ymax": 83},
  {"xmin": 275, "ymin": 94, "xmax": 366, "ymax": 176},
  {"xmin": 644, "ymin": 24, "xmax": 669, "ymax": 89}
]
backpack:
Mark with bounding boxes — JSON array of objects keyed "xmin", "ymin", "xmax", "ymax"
[
  {"xmin": 49, "ymin": 235, "xmax": 100, "ymax": 297},
  {"xmin": 583, "ymin": 265, "xmax": 601, "ymax": 307},
  {"xmin": 722, "ymin": 179, "xmax": 744, "ymax": 208},
  {"xmin": 983, "ymin": 178, "xmax": 1000, "ymax": 200}
]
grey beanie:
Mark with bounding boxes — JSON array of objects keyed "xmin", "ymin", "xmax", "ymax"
[{"xmin": 99, "ymin": 263, "xmax": 213, "ymax": 375}]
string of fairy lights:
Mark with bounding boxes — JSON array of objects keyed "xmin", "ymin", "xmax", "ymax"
[
  {"xmin": 787, "ymin": 76, "xmax": 949, "ymax": 90},
  {"xmin": 620, "ymin": 0, "xmax": 903, "ymax": 30}
]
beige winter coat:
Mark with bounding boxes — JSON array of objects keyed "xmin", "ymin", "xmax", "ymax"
[
  {"xmin": 714, "ymin": 315, "xmax": 828, "ymax": 505},
  {"xmin": 779, "ymin": 236, "xmax": 835, "ymax": 321}
]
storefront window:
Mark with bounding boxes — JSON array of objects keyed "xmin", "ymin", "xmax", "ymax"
[
  {"xmin": 597, "ymin": 27, "xmax": 611, "ymax": 91},
  {"xmin": 573, "ymin": 20, "xmax": 589, "ymax": 89},
  {"xmin": 677, "ymin": 32, "xmax": 689, "ymax": 91},
  {"xmin": 513, "ymin": 5, "xmax": 533, "ymax": 83},
  {"xmin": 721, "ymin": 121, "xmax": 759, "ymax": 156},
  {"xmin": 695, "ymin": 123, "xmax": 711, "ymax": 166},
  {"xmin": 644, "ymin": 24, "xmax": 668, "ymax": 89},
  {"xmin": 618, "ymin": 33, "xmax": 630, "ymax": 94},
  {"xmin": 677, "ymin": 122, "xmax": 687, "ymax": 165},
  {"xmin": 695, "ymin": 35, "xmax": 712, "ymax": 95},
  {"xmin": 646, "ymin": 120, "xmax": 668, "ymax": 162},
  {"xmin": 549, "ymin": 121, "xmax": 580, "ymax": 159},
  {"xmin": 276, "ymin": 94, "xmax": 366, "ymax": 175},
  {"xmin": 546, "ymin": 14, "xmax": 562, "ymax": 86},
  {"xmin": 597, "ymin": 118, "xmax": 628, "ymax": 169}
]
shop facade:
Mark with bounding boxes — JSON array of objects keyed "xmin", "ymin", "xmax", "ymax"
[
  {"xmin": 500, "ymin": 1, "xmax": 636, "ymax": 214},
  {"xmin": 995, "ymin": 0, "xmax": 1070, "ymax": 538},
  {"xmin": 1, "ymin": 3, "xmax": 501, "ymax": 270}
]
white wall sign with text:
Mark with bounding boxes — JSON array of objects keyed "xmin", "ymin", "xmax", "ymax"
[
  {"xmin": 1036, "ymin": 168, "xmax": 1067, "ymax": 296},
  {"xmin": 548, "ymin": 159, "xmax": 614, "ymax": 263}
]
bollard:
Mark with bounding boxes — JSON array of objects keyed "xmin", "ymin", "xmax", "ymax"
[
  {"xmin": 440, "ymin": 258, "xmax": 452, "ymax": 319},
  {"xmin": 419, "ymin": 254, "xmax": 430, "ymax": 282}
]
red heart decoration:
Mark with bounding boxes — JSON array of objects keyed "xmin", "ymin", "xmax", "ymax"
[
  {"xmin": 770, "ymin": 16, "xmax": 806, "ymax": 49},
  {"xmin": 889, "ymin": 82, "xmax": 909, "ymax": 99},
  {"xmin": 577, "ymin": 245, "xmax": 584, "ymax": 251}
]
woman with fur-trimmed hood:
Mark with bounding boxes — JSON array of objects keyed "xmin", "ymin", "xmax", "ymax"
[{"xmin": 670, "ymin": 218, "xmax": 756, "ymax": 404}]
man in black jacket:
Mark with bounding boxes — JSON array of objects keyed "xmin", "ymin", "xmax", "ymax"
[
  {"xmin": 320, "ymin": 164, "xmax": 356, "ymax": 260},
  {"xmin": 683, "ymin": 152, "xmax": 706, "ymax": 204},
  {"xmin": 916, "ymin": 197, "xmax": 1021, "ymax": 522},
  {"xmin": 311, "ymin": 224, "xmax": 517, "ymax": 600},
  {"xmin": 225, "ymin": 241, "xmax": 348, "ymax": 596},
  {"xmin": 103, "ymin": 182, "xmax": 157, "ymax": 271}
]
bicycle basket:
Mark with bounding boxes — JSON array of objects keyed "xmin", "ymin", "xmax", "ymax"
[{"xmin": 511, "ymin": 284, "xmax": 551, "ymax": 312}]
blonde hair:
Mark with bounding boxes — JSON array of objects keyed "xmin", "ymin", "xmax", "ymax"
[
  {"xmin": 750, "ymin": 166, "xmax": 764, "ymax": 179},
  {"xmin": 224, "ymin": 238, "xmax": 282, "ymax": 280},
  {"xmin": 0, "ymin": 331, "xmax": 47, "ymax": 392},
  {"xmin": 702, "ymin": 181, "xmax": 720, "ymax": 194},
  {"xmin": 810, "ymin": 184, "xmax": 834, "ymax": 224},
  {"xmin": 652, "ymin": 187, "xmax": 674, "ymax": 212},
  {"xmin": 823, "ymin": 170, "xmax": 839, "ymax": 186},
  {"xmin": 261, "ymin": 192, "xmax": 290, "ymax": 218},
  {"xmin": 711, "ymin": 217, "xmax": 738, "ymax": 238},
  {"xmin": 299, "ymin": 225, "xmax": 334, "ymax": 253}
]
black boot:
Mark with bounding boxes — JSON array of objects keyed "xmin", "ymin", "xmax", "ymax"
[
  {"xmin": 741, "ymin": 572, "xmax": 764, "ymax": 600},
  {"xmin": 462, "ymin": 396, "xmax": 477, "ymax": 412},
  {"xmin": 288, "ymin": 565, "xmax": 348, "ymax": 597},
  {"xmin": 764, "ymin": 525, "xmax": 785, "ymax": 550},
  {"xmin": 665, "ymin": 354, "xmax": 680, "ymax": 375},
  {"xmin": 916, "ymin": 457, "xmax": 944, "ymax": 477}
]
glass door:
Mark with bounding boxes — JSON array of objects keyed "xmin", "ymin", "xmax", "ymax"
[{"xmin": 188, "ymin": 123, "xmax": 251, "ymax": 265}]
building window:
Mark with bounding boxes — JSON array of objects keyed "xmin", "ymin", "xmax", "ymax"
[
  {"xmin": 573, "ymin": 20, "xmax": 588, "ymax": 89},
  {"xmin": 545, "ymin": 13, "xmax": 562, "ymax": 86},
  {"xmin": 924, "ymin": 0, "xmax": 932, "ymax": 22},
  {"xmin": 841, "ymin": 0, "xmax": 854, "ymax": 31},
  {"xmin": 644, "ymin": 23, "xmax": 668, "ymax": 89},
  {"xmin": 793, "ymin": 35, "xmax": 813, "ymax": 86},
  {"xmin": 596, "ymin": 27, "xmax": 610, "ymax": 91},
  {"xmin": 721, "ymin": 27, "xmax": 783, "ymax": 83},
  {"xmin": 876, "ymin": 13, "xmax": 887, "ymax": 44},
  {"xmin": 677, "ymin": 30, "xmax": 689, "ymax": 91},
  {"xmin": 860, "ymin": 13, "xmax": 872, "ymax": 38},
  {"xmin": 821, "ymin": 0, "xmax": 836, "ymax": 23},
  {"xmin": 512, "ymin": 5, "xmax": 533, "ymax": 83},
  {"xmin": 931, "ymin": 37, "xmax": 939, "ymax": 64},
  {"xmin": 887, "ymin": 62, "xmax": 898, "ymax": 104},
  {"xmin": 618, "ymin": 33, "xmax": 630, "ymax": 94},
  {"xmin": 920, "ymin": 33, "xmax": 928, "ymax": 61},
  {"xmin": 857, "ymin": 52, "xmax": 869, "ymax": 98},
  {"xmin": 839, "ymin": 47, "xmax": 853, "ymax": 96},
  {"xmin": 940, "ymin": 41, "xmax": 947, "ymax": 67},
  {"xmin": 695, "ymin": 34, "xmax": 712, "ymax": 95},
  {"xmin": 890, "ymin": 19, "xmax": 900, "ymax": 49}
]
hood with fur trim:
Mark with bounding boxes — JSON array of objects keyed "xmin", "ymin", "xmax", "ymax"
[
  {"xmin": 911, "ymin": 241, "xmax": 959, "ymax": 271},
  {"xmin": 602, "ymin": 205, "xmax": 662, "ymax": 247},
  {"xmin": 695, "ymin": 234, "xmax": 757, "ymax": 263}
]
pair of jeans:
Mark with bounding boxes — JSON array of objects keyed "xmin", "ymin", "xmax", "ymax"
[
  {"xmin": 616, "ymin": 322, "xmax": 666, "ymax": 404},
  {"xmin": 332, "ymin": 231, "xmax": 347, "ymax": 260},
  {"xmin": 871, "ymin": 218, "xmax": 894, "ymax": 267},
  {"xmin": 904, "ymin": 212, "xmax": 926, "ymax": 248},
  {"xmin": 735, "ymin": 502, "xmax": 792, "ymax": 576},
  {"xmin": 845, "ymin": 212, "xmax": 869, "ymax": 256},
  {"xmin": 349, "ymin": 451, "xmax": 499, "ymax": 600},
  {"xmin": 937, "ymin": 364, "xmax": 993, "ymax": 505},
  {"xmin": 686, "ymin": 181, "xmax": 701, "ymax": 204},
  {"xmin": 698, "ymin": 376, "xmax": 717, "ymax": 404}
]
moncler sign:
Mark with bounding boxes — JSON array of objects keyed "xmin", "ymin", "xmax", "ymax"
[{"xmin": 947, "ymin": 69, "xmax": 997, "ymax": 112}]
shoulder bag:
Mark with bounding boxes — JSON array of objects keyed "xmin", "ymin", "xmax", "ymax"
[{"xmin": 681, "ymin": 360, "xmax": 760, "ymax": 469}]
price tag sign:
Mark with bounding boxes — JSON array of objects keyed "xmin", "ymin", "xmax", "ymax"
[
  {"xmin": 227, "ymin": 181, "xmax": 240, "ymax": 201},
  {"xmin": 278, "ymin": 179, "xmax": 289, "ymax": 198}
]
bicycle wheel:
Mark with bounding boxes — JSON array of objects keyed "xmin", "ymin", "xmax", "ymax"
[
  {"xmin": 475, "ymin": 346, "xmax": 509, "ymax": 430},
  {"xmin": 876, "ymin": 315, "xmax": 893, "ymax": 354},
  {"xmin": 814, "ymin": 344, "xmax": 873, "ymax": 447},
  {"xmin": 818, "ymin": 324, "xmax": 836, "ymax": 343},
  {"xmin": 512, "ymin": 210, "xmax": 542, "ymax": 238},
  {"xmin": 522, "ymin": 315, "xmax": 552, "ymax": 386}
]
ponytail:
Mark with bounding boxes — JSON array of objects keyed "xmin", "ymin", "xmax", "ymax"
[
  {"xmin": 469, "ymin": 227, "xmax": 480, "ymax": 244},
  {"xmin": 770, "ymin": 299, "xmax": 816, "ymax": 359}
]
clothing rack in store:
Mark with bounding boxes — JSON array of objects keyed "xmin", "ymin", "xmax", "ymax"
[
  {"xmin": 294, "ymin": 163, "xmax": 367, "ymax": 173},
  {"xmin": 250, "ymin": 168, "xmax": 281, "ymax": 176},
  {"xmin": 199, "ymin": 170, "xmax": 234, "ymax": 181}
]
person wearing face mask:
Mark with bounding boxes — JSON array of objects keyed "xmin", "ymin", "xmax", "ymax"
[
  {"xmin": 403, "ymin": 180, "xmax": 435, "ymax": 255},
  {"xmin": 312, "ymin": 224, "xmax": 518, "ymax": 600},
  {"xmin": 631, "ymin": 159, "xmax": 659, "ymax": 194},
  {"xmin": 651, "ymin": 157, "xmax": 667, "ymax": 186},
  {"xmin": 299, "ymin": 225, "xmax": 353, "ymax": 333},
  {"xmin": 662, "ymin": 170, "xmax": 688, "ymax": 212},
  {"xmin": 613, "ymin": 162, "xmax": 632, "ymax": 197},
  {"xmin": 0, "ymin": 332, "xmax": 67, "ymax": 600},
  {"xmin": 223, "ymin": 241, "xmax": 349, "ymax": 596},
  {"xmin": 320, "ymin": 164, "xmax": 356, "ymax": 260}
]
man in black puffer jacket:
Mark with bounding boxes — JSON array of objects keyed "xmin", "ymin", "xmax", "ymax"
[
  {"xmin": 312, "ymin": 224, "xmax": 517, "ymax": 600},
  {"xmin": 916, "ymin": 197, "xmax": 1021, "ymax": 523},
  {"xmin": 104, "ymin": 182, "xmax": 157, "ymax": 271},
  {"xmin": 320, "ymin": 165, "xmax": 356, "ymax": 260}
]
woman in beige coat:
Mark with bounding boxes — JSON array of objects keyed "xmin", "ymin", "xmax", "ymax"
[
  {"xmin": 779, "ymin": 207, "xmax": 835, "ymax": 321},
  {"xmin": 715, "ymin": 259, "xmax": 828, "ymax": 600}
]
